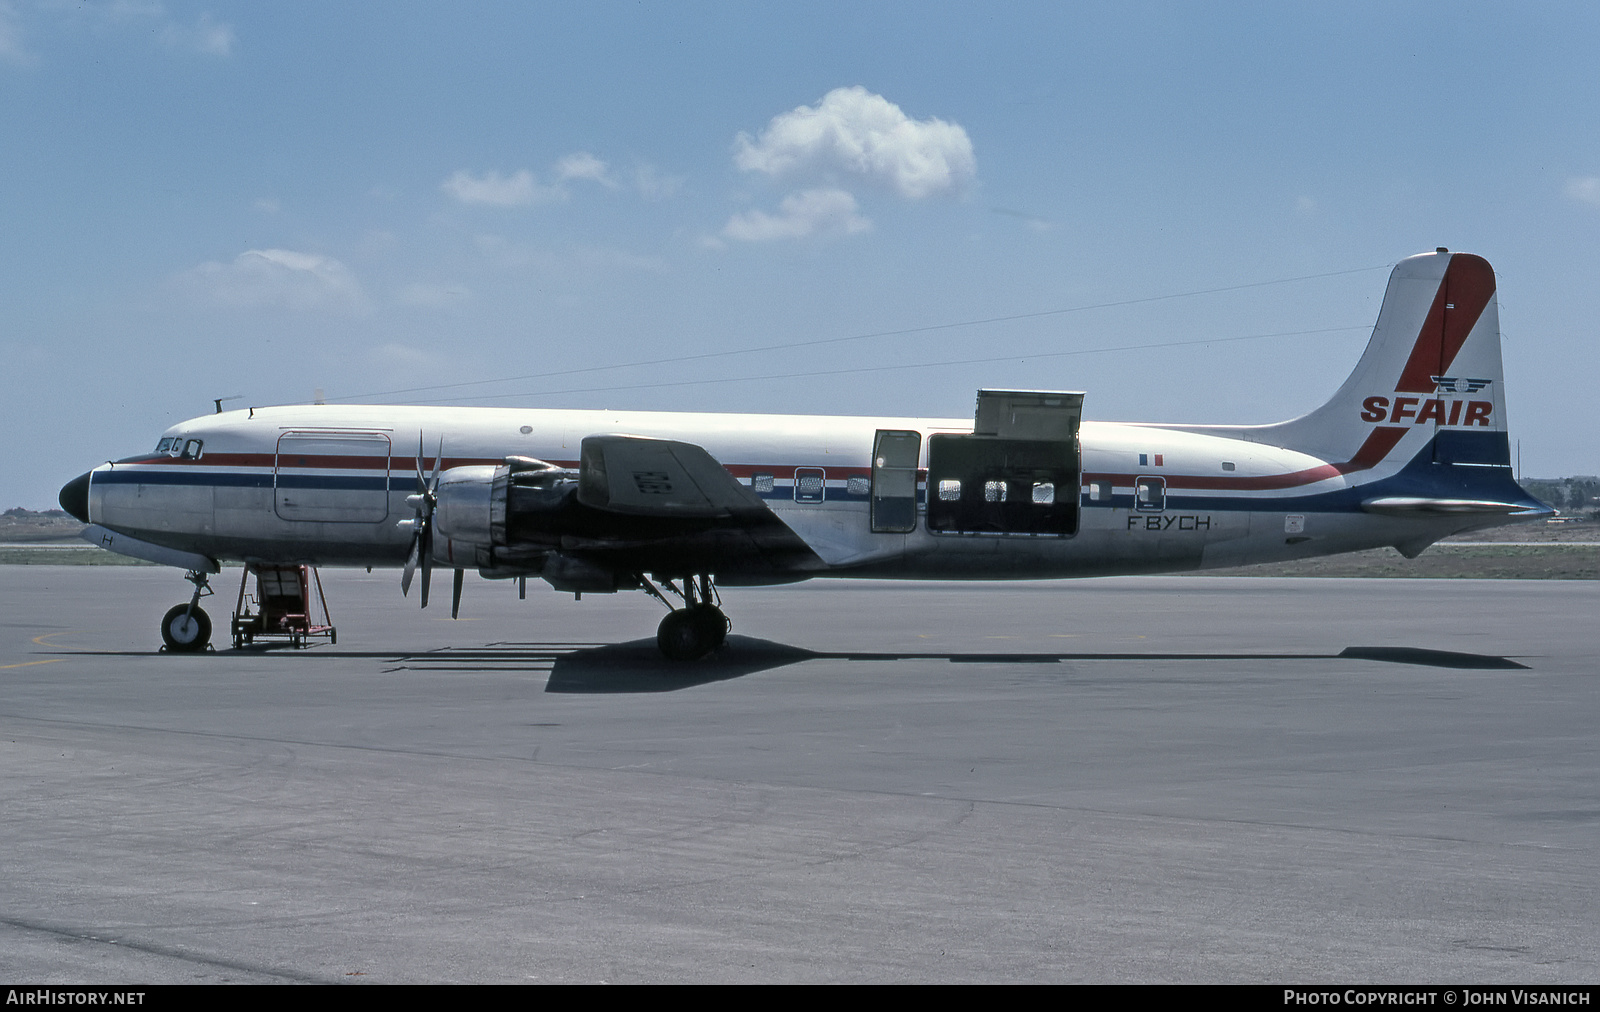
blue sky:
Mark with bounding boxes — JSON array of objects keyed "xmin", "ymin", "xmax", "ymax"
[{"xmin": 4, "ymin": 2, "xmax": 1598, "ymax": 508}]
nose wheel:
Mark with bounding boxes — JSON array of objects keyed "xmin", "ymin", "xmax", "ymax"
[
  {"xmin": 160, "ymin": 570, "xmax": 215, "ymax": 652},
  {"xmin": 161, "ymin": 603, "xmax": 212, "ymax": 651},
  {"xmin": 643, "ymin": 574, "xmax": 729, "ymax": 661}
]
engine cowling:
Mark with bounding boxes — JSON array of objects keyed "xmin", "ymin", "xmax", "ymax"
[{"xmin": 430, "ymin": 459, "xmax": 578, "ymax": 573}]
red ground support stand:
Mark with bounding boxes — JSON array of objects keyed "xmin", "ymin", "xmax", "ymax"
[{"xmin": 230, "ymin": 564, "xmax": 336, "ymax": 649}]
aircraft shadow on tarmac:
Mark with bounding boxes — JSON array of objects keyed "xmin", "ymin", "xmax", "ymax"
[
  {"xmin": 63, "ymin": 638, "xmax": 1529, "ymax": 693},
  {"xmin": 389, "ymin": 636, "xmax": 1530, "ymax": 693}
]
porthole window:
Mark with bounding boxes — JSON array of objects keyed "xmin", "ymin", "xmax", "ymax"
[
  {"xmin": 794, "ymin": 468, "xmax": 825, "ymax": 503},
  {"xmin": 1135, "ymin": 476, "xmax": 1166, "ymax": 512}
]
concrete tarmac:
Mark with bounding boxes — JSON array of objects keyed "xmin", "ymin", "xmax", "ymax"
[{"xmin": 2, "ymin": 566, "xmax": 1596, "ymax": 983}]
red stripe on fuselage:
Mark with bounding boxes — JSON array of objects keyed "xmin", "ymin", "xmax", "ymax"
[
  {"xmin": 1393, "ymin": 253, "xmax": 1495, "ymax": 394},
  {"xmin": 115, "ymin": 453, "xmax": 882, "ymax": 480}
]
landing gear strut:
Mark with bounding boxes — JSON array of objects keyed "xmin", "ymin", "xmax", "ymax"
[
  {"xmin": 161, "ymin": 570, "xmax": 214, "ymax": 652},
  {"xmin": 643, "ymin": 574, "xmax": 729, "ymax": 661}
]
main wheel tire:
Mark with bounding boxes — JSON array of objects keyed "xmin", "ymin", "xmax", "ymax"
[
  {"xmin": 161, "ymin": 604, "xmax": 211, "ymax": 652},
  {"xmin": 687, "ymin": 604, "xmax": 729, "ymax": 651},
  {"xmin": 657, "ymin": 609, "xmax": 712, "ymax": 661}
]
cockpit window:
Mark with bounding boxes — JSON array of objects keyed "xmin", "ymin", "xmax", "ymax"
[
  {"xmin": 180, "ymin": 439, "xmax": 204, "ymax": 460},
  {"xmin": 155, "ymin": 437, "xmax": 174, "ymax": 454}
]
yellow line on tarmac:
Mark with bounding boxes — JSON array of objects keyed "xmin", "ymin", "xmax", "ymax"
[
  {"xmin": 32, "ymin": 632, "xmax": 88, "ymax": 650},
  {"xmin": 0, "ymin": 659, "xmax": 64, "ymax": 669}
]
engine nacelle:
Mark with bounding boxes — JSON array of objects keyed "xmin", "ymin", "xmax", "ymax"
[
  {"xmin": 430, "ymin": 465, "xmax": 498, "ymax": 569},
  {"xmin": 429, "ymin": 459, "xmax": 578, "ymax": 571}
]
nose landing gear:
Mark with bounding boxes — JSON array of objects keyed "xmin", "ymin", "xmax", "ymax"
[
  {"xmin": 160, "ymin": 570, "xmax": 215, "ymax": 652},
  {"xmin": 642, "ymin": 574, "xmax": 729, "ymax": 661}
]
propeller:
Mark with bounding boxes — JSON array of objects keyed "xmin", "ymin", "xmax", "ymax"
[{"xmin": 399, "ymin": 436, "xmax": 444, "ymax": 607}]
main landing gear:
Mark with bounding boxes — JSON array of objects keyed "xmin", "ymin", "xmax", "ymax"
[
  {"xmin": 160, "ymin": 570, "xmax": 214, "ymax": 652},
  {"xmin": 641, "ymin": 574, "xmax": 729, "ymax": 661}
]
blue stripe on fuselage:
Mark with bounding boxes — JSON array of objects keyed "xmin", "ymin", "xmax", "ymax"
[{"xmin": 93, "ymin": 469, "xmax": 387, "ymax": 491}]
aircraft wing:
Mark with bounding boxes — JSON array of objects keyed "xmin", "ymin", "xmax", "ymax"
[{"xmin": 576, "ymin": 434, "xmax": 767, "ymax": 518}]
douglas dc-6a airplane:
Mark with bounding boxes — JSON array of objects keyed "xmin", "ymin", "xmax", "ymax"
[{"xmin": 58, "ymin": 249, "xmax": 1551, "ymax": 660}]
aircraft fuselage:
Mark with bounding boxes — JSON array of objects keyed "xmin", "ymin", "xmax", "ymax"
[{"xmin": 76, "ymin": 401, "xmax": 1522, "ymax": 583}]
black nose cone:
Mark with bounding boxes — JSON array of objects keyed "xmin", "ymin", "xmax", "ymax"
[{"xmin": 59, "ymin": 471, "xmax": 91, "ymax": 523}]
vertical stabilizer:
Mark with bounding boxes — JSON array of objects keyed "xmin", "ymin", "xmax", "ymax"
[{"xmin": 1256, "ymin": 249, "xmax": 1509, "ymax": 473}]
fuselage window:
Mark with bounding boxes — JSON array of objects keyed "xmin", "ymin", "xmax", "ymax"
[
  {"xmin": 1135, "ymin": 476, "xmax": 1166, "ymax": 512},
  {"xmin": 846, "ymin": 476, "xmax": 871, "ymax": 497},
  {"xmin": 938, "ymin": 479, "xmax": 961, "ymax": 501},
  {"xmin": 983, "ymin": 480, "xmax": 1007, "ymax": 502},
  {"xmin": 751, "ymin": 473, "xmax": 774, "ymax": 494},
  {"xmin": 794, "ymin": 468, "xmax": 825, "ymax": 503},
  {"xmin": 1032, "ymin": 482, "xmax": 1055, "ymax": 504}
]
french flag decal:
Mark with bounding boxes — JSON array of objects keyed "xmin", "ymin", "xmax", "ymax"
[{"xmin": 1138, "ymin": 453, "xmax": 1164, "ymax": 467}]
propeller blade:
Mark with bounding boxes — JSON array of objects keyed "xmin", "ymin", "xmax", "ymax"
[
  {"xmin": 419, "ymin": 525, "xmax": 433, "ymax": 609},
  {"xmin": 401, "ymin": 534, "xmax": 419, "ymax": 597},
  {"xmin": 451, "ymin": 568, "xmax": 464, "ymax": 619},
  {"xmin": 428, "ymin": 437, "xmax": 444, "ymax": 495},
  {"xmin": 415, "ymin": 433, "xmax": 428, "ymax": 493}
]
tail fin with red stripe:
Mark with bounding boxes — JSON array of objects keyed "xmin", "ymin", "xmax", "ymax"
[{"xmin": 1262, "ymin": 248, "xmax": 1509, "ymax": 471}]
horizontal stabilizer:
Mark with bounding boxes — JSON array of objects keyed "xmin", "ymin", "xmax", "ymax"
[
  {"xmin": 577, "ymin": 434, "xmax": 766, "ymax": 517},
  {"xmin": 1361, "ymin": 497, "xmax": 1539, "ymax": 517}
]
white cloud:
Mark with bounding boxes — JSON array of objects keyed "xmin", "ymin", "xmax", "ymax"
[
  {"xmin": 554, "ymin": 151, "xmax": 613, "ymax": 186},
  {"xmin": 734, "ymin": 86, "xmax": 976, "ymax": 199},
  {"xmin": 442, "ymin": 169, "xmax": 561, "ymax": 207},
  {"xmin": 176, "ymin": 249, "xmax": 366, "ymax": 313},
  {"xmin": 160, "ymin": 12, "xmax": 233, "ymax": 56},
  {"xmin": 443, "ymin": 153, "xmax": 620, "ymax": 207},
  {"xmin": 722, "ymin": 188, "xmax": 872, "ymax": 242},
  {"xmin": 1565, "ymin": 177, "xmax": 1600, "ymax": 207}
]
